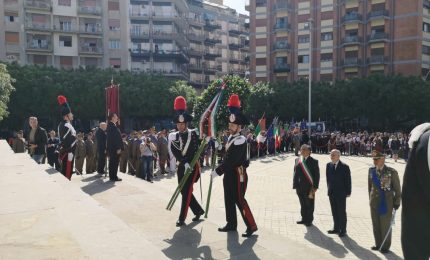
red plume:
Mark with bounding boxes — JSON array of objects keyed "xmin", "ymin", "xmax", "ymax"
[
  {"xmin": 57, "ymin": 95, "xmax": 67, "ymax": 105},
  {"xmin": 174, "ymin": 96, "xmax": 187, "ymax": 111},
  {"xmin": 227, "ymin": 94, "xmax": 241, "ymax": 108}
]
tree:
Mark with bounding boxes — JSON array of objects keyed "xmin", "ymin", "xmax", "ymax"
[
  {"xmin": 0, "ymin": 64, "xmax": 15, "ymax": 122},
  {"xmin": 193, "ymin": 75, "xmax": 252, "ymax": 131}
]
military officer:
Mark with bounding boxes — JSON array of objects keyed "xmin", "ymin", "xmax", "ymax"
[
  {"xmin": 57, "ymin": 95, "xmax": 77, "ymax": 180},
  {"xmin": 368, "ymin": 150, "xmax": 401, "ymax": 253},
  {"xmin": 85, "ymin": 132, "xmax": 96, "ymax": 174},
  {"xmin": 170, "ymin": 96, "xmax": 205, "ymax": 227},
  {"xmin": 211, "ymin": 94, "xmax": 258, "ymax": 238},
  {"xmin": 120, "ymin": 133, "xmax": 129, "ymax": 173},
  {"xmin": 74, "ymin": 132, "xmax": 86, "ymax": 175}
]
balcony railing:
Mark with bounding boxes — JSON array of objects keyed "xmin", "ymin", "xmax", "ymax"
[
  {"xmin": 368, "ymin": 10, "xmax": 389, "ymax": 18},
  {"xmin": 342, "ymin": 35, "xmax": 362, "ymax": 44},
  {"xmin": 204, "ymin": 49, "xmax": 222, "ymax": 59},
  {"xmin": 343, "ymin": 58, "xmax": 361, "ymax": 66},
  {"xmin": 53, "ymin": 24, "xmax": 77, "ymax": 32},
  {"xmin": 26, "ymin": 41, "xmax": 52, "ymax": 51},
  {"xmin": 78, "ymin": 6, "xmax": 102, "ymax": 16},
  {"xmin": 130, "ymin": 30, "xmax": 150, "ymax": 39},
  {"xmin": 367, "ymin": 56, "xmax": 387, "ymax": 64},
  {"xmin": 274, "ymin": 41, "xmax": 291, "ymax": 51},
  {"xmin": 425, "ymin": 0, "xmax": 430, "ymax": 8},
  {"xmin": 368, "ymin": 32, "xmax": 389, "ymax": 42},
  {"xmin": 25, "ymin": 0, "xmax": 51, "ymax": 10},
  {"xmin": 229, "ymin": 42, "xmax": 244, "ymax": 50},
  {"xmin": 129, "ymin": 12, "xmax": 150, "ymax": 18},
  {"xmin": 274, "ymin": 23, "xmax": 291, "ymax": 31},
  {"xmin": 205, "ymin": 37, "xmax": 222, "ymax": 45},
  {"xmin": 274, "ymin": 64, "xmax": 290, "ymax": 73},
  {"xmin": 189, "ymin": 64, "xmax": 204, "ymax": 72},
  {"xmin": 342, "ymin": 13, "xmax": 362, "ymax": 23},
  {"xmin": 228, "ymin": 25, "xmax": 242, "ymax": 35},
  {"xmin": 26, "ymin": 22, "xmax": 51, "ymax": 31},
  {"xmin": 80, "ymin": 25, "xmax": 102, "ymax": 34},
  {"xmin": 273, "ymin": 2, "xmax": 292, "ymax": 11},
  {"xmin": 188, "ymin": 33, "xmax": 205, "ymax": 42},
  {"xmin": 188, "ymin": 48, "xmax": 204, "ymax": 56},
  {"xmin": 80, "ymin": 46, "xmax": 103, "ymax": 54},
  {"xmin": 204, "ymin": 20, "xmax": 222, "ymax": 31}
]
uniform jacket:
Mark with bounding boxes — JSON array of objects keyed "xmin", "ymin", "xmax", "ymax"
[
  {"xmin": 368, "ymin": 165, "xmax": 401, "ymax": 209},
  {"xmin": 170, "ymin": 129, "xmax": 199, "ymax": 165},
  {"xmin": 85, "ymin": 139, "xmax": 95, "ymax": 157},
  {"xmin": 58, "ymin": 120, "xmax": 76, "ymax": 153},
  {"xmin": 215, "ymin": 134, "xmax": 247, "ymax": 177},
  {"xmin": 75, "ymin": 140, "xmax": 86, "ymax": 159}
]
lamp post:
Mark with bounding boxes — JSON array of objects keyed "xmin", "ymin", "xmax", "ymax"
[{"xmin": 308, "ymin": 18, "xmax": 313, "ymax": 144}]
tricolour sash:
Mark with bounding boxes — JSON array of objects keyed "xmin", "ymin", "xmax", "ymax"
[{"xmin": 297, "ymin": 157, "xmax": 314, "ymax": 186}]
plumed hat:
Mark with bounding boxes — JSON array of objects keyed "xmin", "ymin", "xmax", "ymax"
[
  {"xmin": 57, "ymin": 95, "xmax": 72, "ymax": 117},
  {"xmin": 227, "ymin": 94, "xmax": 249, "ymax": 126},
  {"xmin": 174, "ymin": 96, "xmax": 193, "ymax": 123}
]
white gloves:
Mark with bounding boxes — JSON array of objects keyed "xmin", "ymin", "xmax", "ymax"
[
  {"xmin": 211, "ymin": 170, "xmax": 218, "ymax": 179},
  {"xmin": 184, "ymin": 163, "xmax": 191, "ymax": 172}
]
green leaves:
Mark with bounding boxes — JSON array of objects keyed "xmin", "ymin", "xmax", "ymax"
[{"xmin": 0, "ymin": 63, "xmax": 15, "ymax": 122}]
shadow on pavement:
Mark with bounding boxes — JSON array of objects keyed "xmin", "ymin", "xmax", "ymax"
[
  {"xmin": 382, "ymin": 251, "xmax": 403, "ymax": 260},
  {"xmin": 162, "ymin": 221, "xmax": 213, "ymax": 260},
  {"xmin": 81, "ymin": 178, "xmax": 115, "ymax": 196},
  {"xmin": 304, "ymin": 225, "xmax": 348, "ymax": 258},
  {"xmin": 339, "ymin": 236, "xmax": 380, "ymax": 259},
  {"xmin": 227, "ymin": 231, "xmax": 260, "ymax": 259},
  {"xmin": 44, "ymin": 168, "xmax": 59, "ymax": 175}
]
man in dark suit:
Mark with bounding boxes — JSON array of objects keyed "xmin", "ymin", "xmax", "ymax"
[
  {"xmin": 293, "ymin": 144, "xmax": 320, "ymax": 226},
  {"xmin": 106, "ymin": 113, "xmax": 123, "ymax": 181},
  {"xmin": 96, "ymin": 122, "xmax": 107, "ymax": 174},
  {"xmin": 326, "ymin": 149, "xmax": 351, "ymax": 237}
]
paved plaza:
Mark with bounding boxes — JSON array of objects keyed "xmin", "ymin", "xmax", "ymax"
[{"xmin": 0, "ymin": 140, "xmax": 405, "ymax": 259}]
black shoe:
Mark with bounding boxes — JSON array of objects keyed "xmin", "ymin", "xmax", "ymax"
[
  {"xmin": 296, "ymin": 221, "xmax": 305, "ymax": 224},
  {"xmin": 242, "ymin": 227, "xmax": 258, "ymax": 237},
  {"xmin": 380, "ymin": 249, "xmax": 389, "ymax": 254},
  {"xmin": 218, "ymin": 225, "xmax": 237, "ymax": 232},
  {"xmin": 371, "ymin": 246, "xmax": 379, "ymax": 251},
  {"xmin": 305, "ymin": 222, "xmax": 313, "ymax": 227},
  {"xmin": 176, "ymin": 220, "xmax": 185, "ymax": 227},
  {"xmin": 146, "ymin": 179, "xmax": 153, "ymax": 183},
  {"xmin": 192, "ymin": 211, "xmax": 205, "ymax": 221},
  {"xmin": 327, "ymin": 230, "xmax": 339, "ymax": 234},
  {"xmin": 110, "ymin": 178, "xmax": 122, "ymax": 182},
  {"xmin": 338, "ymin": 232, "xmax": 347, "ymax": 237}
]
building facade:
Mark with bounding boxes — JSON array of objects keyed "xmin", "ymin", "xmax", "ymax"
[
  {"xmin": 0, "ymin": 0, "xmax": 249, "ymax": 88},
  {"xmin": 246, "ymin": 0, "xmax": 428, "ymax": 83}
]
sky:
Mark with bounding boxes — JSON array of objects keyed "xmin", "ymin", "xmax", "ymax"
[{"xmin": 223, "ymin": 0, "xmax": 248, "ymax": 15}]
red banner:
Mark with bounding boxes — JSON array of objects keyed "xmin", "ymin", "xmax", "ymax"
[{"xmin": 105, "ymin": 83, "xmax": 120, "ymax": 118}]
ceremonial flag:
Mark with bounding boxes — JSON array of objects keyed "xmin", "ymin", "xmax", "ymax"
[
  {"xmin": 255, "ymin": 113, "xmax": 266, "ymax": 137},
  {"xmin": 106, "ymin": 78, "xmax": 120, "ymax": 118}
]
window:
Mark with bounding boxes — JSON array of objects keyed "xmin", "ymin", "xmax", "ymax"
[
  {"xmin": 59, "ymin": 20, "xmax": 71, "ymax": 31},
  {"xmin": 423, "ymin": 45, "xmax": 430, "ymax": 55},
  {"xmin": 298, "ymin": 55, "xmax": 309, "ymax": 63},
  {"xmin": 276, "ymin": 57, "xmax": 287, "ymax": 66},
  {"xmin": 320, "ymin": 53, "xmax": 333, "ymax": 61},
  {"xmin": 298, "ymin": 35, "xmax": 310, "ymax": 43},
  {"xmin": 371, "ymin": 48, "xmax": 384, "ymax": 56},
  {"xmin": 109, "ymin": 40, "xmax": 120, "ymax": 49},
  {"xmin": 321, "ymin": 32, "xmax": 333, "ymax": 41},
  {"xmin": 58, "ymin": 0, "xmax": 71, "ymax": 6},
  {"xmin": 256, "ymin": 0, "xmax": 266, "ymax": 7},
  {"xmin": 108, "ymin": 1, "xmax": 119, "ymax": 11},
  {"xmin": 59, "ymin": 36, "xmax": 72, "ymax": 47},
  {"xmin": 33, "ymin": 55, "xmax": 47, "ymax": 65},
  {"xmin": 108, "ymin": 19, "xmax": 120, "ymax": 31},
  {"xmin": 5, "ymin": 32, "xmax": 19, "ymax": 44},
  {"xmin": 424, "ymin": 22, "xmax": 430, "ymax": 33},
  {"xmin": 110, "ymin": 58, "xmax": 121, "ymax": 69},
  {"xmin": 60, "ymin": 56, "xmax": 73, "ymax": 68}
]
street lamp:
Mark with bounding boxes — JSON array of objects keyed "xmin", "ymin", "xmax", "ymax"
[{"xmin": 308, "ymin": 18, "xmax": 313, "ymax": 144}]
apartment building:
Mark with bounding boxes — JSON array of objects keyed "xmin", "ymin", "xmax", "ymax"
[
  {"xmin": 246, "ymin": 0, "xmax": 428, "ymax": 83},
  {"xmin": 1, "ymin": 0, "xmax": 129, "ymax": 69},
  {"xmin": 0, "ymin": 0, "xmax": 249, "ymax": 89}
]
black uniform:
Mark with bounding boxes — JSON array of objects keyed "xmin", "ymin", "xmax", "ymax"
[
  {"xmin": 106, "ymin": 121, "xmax": 123, "ymax": 181},
  {"xmin": 47, "ymin": 137, "xmax": 60, "ymax": 170},
  {"xmin": 215, "ymin": 134, "xmax": 257, "ymax": 232},
  {"xmin": 170, "ymin": 129, "xmax": 204, "ymax": 223},
  {"xmin": 402, "ymin": 128, "xmax": 430, "ymax": 260},
  {"xmin": 58, "ymin": 120, "xmax": 77, "ymax": 180},
  {"xmin": 293, "ymin": 156, "xmax": 320, "ymax": 225}
]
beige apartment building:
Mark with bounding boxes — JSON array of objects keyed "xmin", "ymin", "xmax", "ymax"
[
  {"xmin": 246, "ymin": 0, "xmax": 429, "ymax": 83},
  {"xmin": 0, "ymin": 0, "xmax": 248, "ymax": 88}
]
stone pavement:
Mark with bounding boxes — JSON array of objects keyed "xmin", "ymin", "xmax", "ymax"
[{"xmin": 0, "ymin": 140, "xmax": 406, "ymax": 259}]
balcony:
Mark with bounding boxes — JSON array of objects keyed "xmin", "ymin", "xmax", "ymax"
[
  {"xmin": 341, "ymin": 13, "xmax": 362, "ymax": 23},
  {"xmin": 187, "ymin": 18, "xmax": 205, "ymax": 27},
  {"xmin": 368, "ymin": 32, "xmax": 389, "ymax": 42},
  {"xmin": 130, "ymin": 49, "xmax": 150, "ymax": 58},
  {"xmin": 342, "ymin": 35, "xmax": 362, "ymax": 45},
  {"xmin": 160, "ymin": 67, "xmax": 189, "ymax": 80},
  {"xmin": 203, "ymin": 63, "xmax": 218, "ymax": 74},
  {"xmin": 205, "ymin": 37, "xmax": 222, "ymax": 45},
  {"xmin": 78, "ymin": 6, "xmax": 102, "ymax": 16},
  {"xmin": 228, "ymin": 25, "xmax": 243, "ymax": 36},
  {"xmin": 425, "ymin": 0, "xmax": 430, "ymax": 8},
  {"xmin": 229, "ymin": 42, "xmax": 244, "ymax": 50},
  {"xmin": 152, "ymin": 13, "xmax": 188, "ymax": 31},
  {"xmin": 274, "ymin": 64, "xmax": 291, "ymax": 73},
  {"xmin": 25, "ymin": 0, "xmax": 51, "ymax": 11},
  {"xmin": 53, "ymin": 24, "xmax": 78, "ymax": 33},
  {"xmin": 25, "ymin": 22, "xmax": 51, "ymax": 31},
  {"xmin": 153, "ymin": 50, "xmax": 189, "ymax": 63},
  {"xmin": 188, "ymin": 33, "xmax": 205, "ymax": 42},
  {"xmin": 204, "ymin": 20, "xmax": 222, "ymax": 31},
  {"xmin": 188, "ymin": 48, "xmax": 204, "ymax": 57},
  {"xmin": 79, "ymin": 24, "xmax": 103, "ymax": 34},
  {"xmin": 79, "ymin": 46, "xmax": 103, "ymax": 55},
  {"xmin": 130, "ymin": 30, "xmax": 150, "ymax": 39},
  {"xmin": 367, "ymin": 56, "xmax": 388, "ymax": 65},
  {"xmin": 229, "ymin": 68, "xmax": 246, "ymax": 76},
  {"xmin": 368, "ymin": 10, "xmax": 389, "ymax": 19},
  {"xmin": 204, "ymin": 49, "xmax": 222, "ymax": 59},
  {"xmin": 26, "ymin": 40, "xmax": 52, "ymax": 52},
  {"xmin": 274, "ymin": 41, "xmax": 291, "ymax": 51},
  {"xmin": 273, "ymin": 2, "xmax": 292, "ymax": 11},
  {"xmin": 189, "ymin": 64, "xmax": 204, "ymax": 73},
  {"xmin": 342, "ymin": 58, "xmax": 361, "ymax": 67},
  {"xmin": 152, "ymin": 31, "xmax": 188, "ymax": 47},
  {"xmin": 229, "ymin": 54, "xmax": 243, "ymax": 63},
  {"xmin": 129, "ymin": 11, "xmax": 150, "ymax": 19},
  {"xmin": 274, "ymin": 23, "xmax": 291, "ymax": 32}
]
